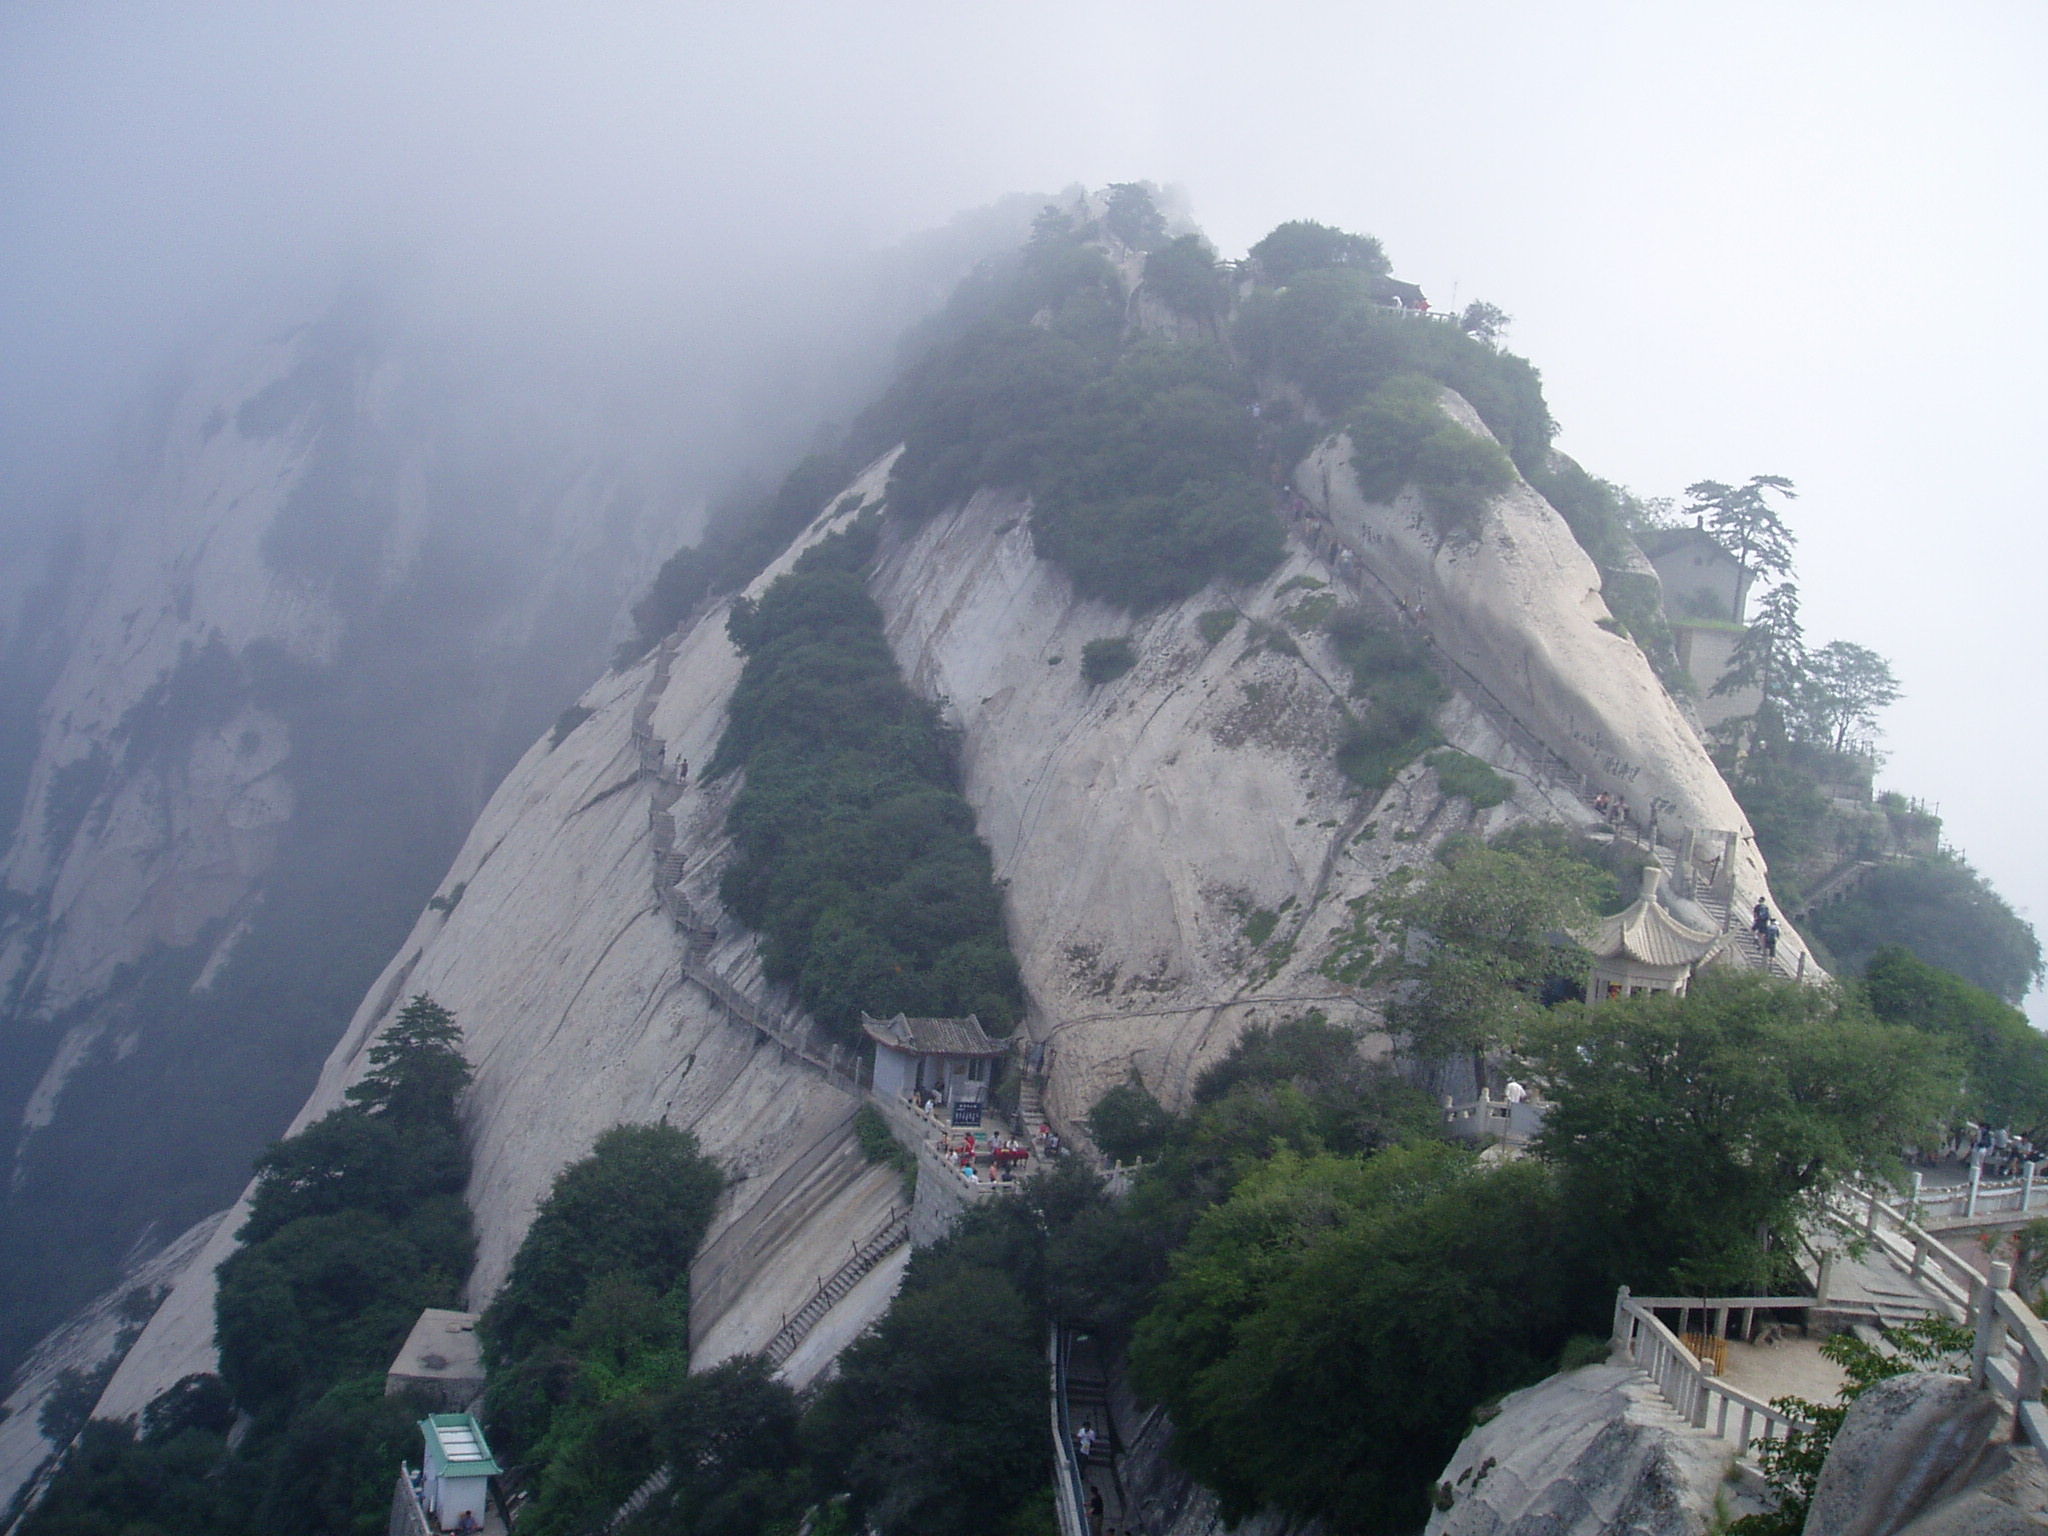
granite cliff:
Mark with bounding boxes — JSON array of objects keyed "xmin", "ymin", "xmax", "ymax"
[{"xmin": 95, "ymin": 362, "xmax": 1805, "ymax": 1426}]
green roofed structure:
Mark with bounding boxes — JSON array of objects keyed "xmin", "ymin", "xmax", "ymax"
[{"xmin": 419, "ymin": 1412, "xmax": 500, "ymax": 1530}]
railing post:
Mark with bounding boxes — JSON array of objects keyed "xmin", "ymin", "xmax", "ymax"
[
  {"xmin": 1816, "ymin": 1249, "xmax": 1834, "ymax": 1306},
  {"xmin": 2026, "ymin": 1159, "xmax": 2037, "ymax": 1213},
  {"xmin": 1973, "ymin": 1260, "xmax": 2012, "ymax": 1389},
  {"xmin": 1692, "ymin": 1360, "xmax": 1716, "ymax": 1428},
  {"xmin": 1968, "ymin": 1159, "xmax": 1983, "ymax": 1218},
  {"xmin": 1611, "ymin": 1285, "xmax": 1632, "ymax": 1354},
  {"xmin": 1865, "ymin": 1188, "xmax": 1881, "ymax": 1236}
]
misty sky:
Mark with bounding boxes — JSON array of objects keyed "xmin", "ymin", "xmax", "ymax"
[{"xmin": 5, "ymin": 0, "xmax": 2044, "ymax": 1012}]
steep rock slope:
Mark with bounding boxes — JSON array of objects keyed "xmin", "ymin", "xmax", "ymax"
[
  {"xmin": 99, "ymin": 410, "xmax": 1803, "ymax": 1421},
  {"xmin": 1298, "ymin": 393, "xmax": 1810, "ymax": 974},
  {"xmin": 0, "ymin": 292, "xmax": 698, "ymax": 1385}
]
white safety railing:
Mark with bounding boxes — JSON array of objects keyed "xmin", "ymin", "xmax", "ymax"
[
  {"xmin": 1833, "ymin": 1184, "xmax": 2048, "ymax": 1455},
  {"xmin": 1610, "ymin": 1290, "xmax": 1810, "ymax": 1455},
  {"xmin": 1902, "ymin": 1165, "xmax": 2048, "ymax": 1225},
  {"xmin": 1970, "ymin": 1260, "xmax": 2048, "ymax": 1456},
  {"xmin": 390, "ymin": 1467, "xmax": 433, "ymax": 1536}
]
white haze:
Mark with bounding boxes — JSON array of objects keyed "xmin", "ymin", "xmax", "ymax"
[{"xmin": 4, "ymin": 0, "xmax": 2043, "ymax": 1013}]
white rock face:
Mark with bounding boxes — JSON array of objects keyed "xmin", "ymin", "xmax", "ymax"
[
  {"xmin": 98, "ymin": 431, "xmax": 1799, "ymax": 1430},
  {"xmin": 0, "ymin": 290, "xmax": 703, "ymax": 1433},
  {"xmin": 1425, "ymin": 1365, "xmax": 1740, "ymax": 1536},
  {"xmin": 1300, "ymin": 395, "xmax": 1814, "ymax": 975}
]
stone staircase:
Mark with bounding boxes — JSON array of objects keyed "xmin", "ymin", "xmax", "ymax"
[{"xmin": 762, "ymin": 1207, "xmax": 911, "ymax": 1367}]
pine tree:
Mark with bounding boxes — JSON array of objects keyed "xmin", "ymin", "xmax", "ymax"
[
  {"xmin": 1715, "ymin": 581, "xmax": 1807, "ymax": 744},
  {"xmin": 1685, "ymin": 474, "xmax": 1798, "ymax": 584},
  {"xmin": 345, "ymin": 993, "xmax": 471, "ymax": 1127}
]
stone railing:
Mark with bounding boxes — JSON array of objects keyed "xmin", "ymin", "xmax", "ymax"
[
  {"xmin": 1820, "ymin": 1182, "xmax": 2048, "ymax": 1453},
  {"xmin": 1611, "ymin": 1290, "xmax": 1809, "ymax": 1454},
  {"xmin": 1442, "ymin": 1093, "xmax": 1548, "ymax": 1146},
  {"xmin": 1826, "ymin": 1185, "xmax": 1984, "ymax": 1319},
  {"xmin": 1968, "ymin": 1259, "xmax": 2048, "ymax": 1455},
  {"xmin": 1896, "ymin": 1166, "xmax": 2048, "ymax": 1227}
]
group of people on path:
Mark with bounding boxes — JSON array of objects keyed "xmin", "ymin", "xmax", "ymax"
[
  {"xmin": 1591, "ymin": 790, "xmax": 1634, "ymax": 835},
  {"xmin": 1750, "ymin": 899, "xmax": 1783, "ymax": 960},
  {"xmin": 937, "ymin": 1129, "xmax": 1034, "ymax": 1184},
  {"xmin": 1936, "ymin": 1123, "xmax": 2045, "ymax": 1180}
]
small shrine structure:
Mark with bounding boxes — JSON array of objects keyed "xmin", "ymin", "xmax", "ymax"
[
  {"xmin": 1588, "ymin": 866, "xmax": 1726, "ymax": 1003},
  {"xmin": 417, "ymin": 1413, "xmax": 500, "ymax": 1530},
  {"xmin": 862, "ymin": 1012, "xmax": 1005, "ymax": 1114}
]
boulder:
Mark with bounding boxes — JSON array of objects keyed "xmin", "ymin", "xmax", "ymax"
[
  {"xmin": 1424, "ymin": 1364, "xmax": 1739, "ymax": 1536},
  {"xmin": 1805, "ymin": 1372, "xmax": 2044, "ymax": 1536}
]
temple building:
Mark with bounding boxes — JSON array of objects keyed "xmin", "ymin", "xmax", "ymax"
[
  {"xmin": 1587, "ymin": 866, "xmax": 1728, "ymax": 1003},
  {"xmin": 862, "ymin": 1012, "xmax": 1005, "ymax": 1117}
]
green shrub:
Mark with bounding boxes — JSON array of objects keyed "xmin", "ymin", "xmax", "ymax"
[
  {"xmin": 712, "ymin": 526, "xmax": 1026, "ymax": 1037},
  {"xmin": 1427, "ymin": 750, "xmax": 1511, "ymax": 809},
  {"xmin": 1031, "ymin": 342, "xmax": 1283, "ymax": 608},
  {"xmin": 1144, "ymin": 234, "xmax": 1228, "ymax": 319},
  {"xmin": 1246, "ymin": 220, "xmax": 1391, "ymax": 286},
  {"xmin": 1198, "ymin": 609, "xmax": 1239, "ymax": 644},
  {"xmin": 481, "ymin": 1124, "xmax": 723, "ymax": 1367},
  {"xmin": 1347, "ymin": 377, "xmax": 1513, "ymax": 543},
  {"xmin": 1237, "ymin": 266, "xmax": 1553, "ymax": 472},
  {"xmin": 1081, "ymin": 637, "xmax": 1137, "ymax": 684},
  {"xmin": 1325, "ymin": 610, "xmax": 1447, "ymax": 798},
  {"xmin": 855, "ymin": 1102, "xmax": 916, "ymax": 1185},
  {"xmin": 548, "ymin": 704, "xmax": 594, "ymax": 747},
  {"xmin": 626, "ymin": 453, "xmax": 857, "ymax": 659},
  {"xmin": 1087, "ymin": 1082, "xmax": 1175, "ymax": 1164}
]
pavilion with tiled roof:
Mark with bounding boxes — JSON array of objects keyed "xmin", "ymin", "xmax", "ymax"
[{"xmin": 1587, "ymin": 866, "xmax": 1730, "ymax": 1003}]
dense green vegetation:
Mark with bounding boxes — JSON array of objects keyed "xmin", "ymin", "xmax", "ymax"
[
  {"xmin": 1132, "ymin": 1143, "xmax": 1573, "ymax": 1530},
  {"xmin": 1862, "ymin": 945, "xmax": 2048, "ymax": 1131},
  {"xmin": 1327, "ymin": 834, "xmax": 1604, "ymax": 1049},
  {"xmin": 713, "ymin": 523, "xmax": 1024, "ymax": 1037},
  {"xmin": 626, "ymin": 453, "xmax": 858, "ymax": 658},
  {"xmin": 1236, "ymin": 266, "xmax": 1552, "ymax": 473},
  {"xmin": 1031, "ymin": 341, "xmax": 1282, "ymax": 606},
  {"xmin": 477, "ymin": 1124, "xmax": 728, "ymax": 1536},
  {"xmin": 1426, "ymin": 748, "xmax": 1512, "ymax": 809},
  {"xmin": 1346, "ymin": 376, "xmax": 1514, "ymax": 543},
  {"xmin": 1528, "ymin": 974, "xmax": 1953, "ymax": 1295},
  {"xmin": 1813, "ymin": 852, "xmax": 2043, "ymax": 1005},
  {"xmin": 1142, "ymin": 233, "xmax": 1227, "ymax": 319},
  {"xmin": 1079, "ymin": 636, "xmax": 1136, "ymax": 684},
  {"xmin": 1324, "ymin": 608, "xmax": 1449, "ymax": 799},
  {"xmin": 18, "ymin": 996, "xmax": 475, "ymax": 1536}
]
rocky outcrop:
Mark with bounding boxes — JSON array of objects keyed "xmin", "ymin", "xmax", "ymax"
[
  {"xmin": 1424, "ymin": 1364, "xmax": 1746, "ymax": 1536},
  {"xmin": 1805, "ymin": 1372, "xmax": 2048, "ymax": 1536},
  {"xmin": 1299, "ymin": 396, "xmax": 1814, "ymax": 977}
]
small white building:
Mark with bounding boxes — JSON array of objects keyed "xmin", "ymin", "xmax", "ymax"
[
  {"xmin": 862, "ymin": 1012, "xmax": 1005, "ymax": 1116},
  {"xmin": 418, "ymin": 1413, "xmax": 500, "ymax": 1530},
  {"xmin": 1587, "ymin": 866, "xmax": 1728, "ymax": 1003}
]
